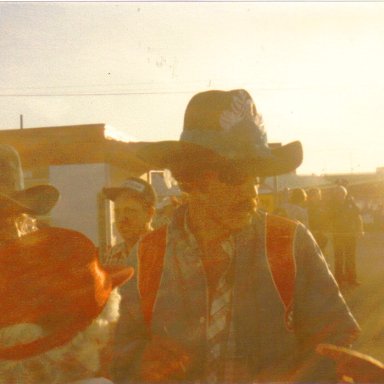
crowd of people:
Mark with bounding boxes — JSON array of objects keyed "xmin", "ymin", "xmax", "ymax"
[
  {"xmin": 275, "ymin": 185, "xmax": 364, "ymax": 288},
  {"xmin": 0, "ymin": 89, "xmax": 383, "ymax": 383}
]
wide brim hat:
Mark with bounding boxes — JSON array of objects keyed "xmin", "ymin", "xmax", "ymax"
[
  {"xmin": 0, "ymin": 144, "xmax": 59, "ymax": 215},
  {"xmin": 0, "ymin": 184, "xmax": 60, "ymax": 215},
  {"xmin": 0, "ymin": 227, "xmax": 134, "ymax": 360},
  {"xmin": 138, "ymin": 89, "xmax": 303, "ymax": 177}
]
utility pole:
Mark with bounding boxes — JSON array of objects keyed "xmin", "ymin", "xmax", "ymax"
[{"xmin": 20, "ymin": 114, "xmax": 23, "ymax": 129}]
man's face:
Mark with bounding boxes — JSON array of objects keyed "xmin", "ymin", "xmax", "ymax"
[
  {"xmin": 114, "ymin": 192, "xmax": 154, "ymax": 244},
  {"xmin": 193, "ymin": 170, "xmax": 258, "ymax": 232}
]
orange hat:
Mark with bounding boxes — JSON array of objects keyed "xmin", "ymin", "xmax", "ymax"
[{"xmin": 0, "ymin": 227, "xmax": 134, "ymax": 360}]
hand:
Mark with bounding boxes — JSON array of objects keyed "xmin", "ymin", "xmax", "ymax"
[
  {"xmin": 138, "ymin": 335, "xmax": 192, "ymax": 382},
  {"xmin": 316, "ymin": 343, "xmax": 384, "ymax": 383}
]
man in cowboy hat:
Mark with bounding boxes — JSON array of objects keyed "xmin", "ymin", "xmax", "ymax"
[
  {"xmin": 0, "ymin": 144, "xmax": 59, "ymax": 243},
  {"xmin": 112, "ymin": 89, "xmax": 360, "ymax": 383},
  {"xmin": 102, "ymin": 177, "xmax": 156, "ymax": 266}
]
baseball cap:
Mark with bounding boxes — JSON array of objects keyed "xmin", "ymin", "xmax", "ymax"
[{"xmin": 103, "ymin": 177, "xmax": 156, "ymax": 207}]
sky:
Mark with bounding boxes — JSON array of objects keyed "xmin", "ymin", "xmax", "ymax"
[{"xmin": 1, "ymin": 1, "xmax": 384, "ymax": 175}]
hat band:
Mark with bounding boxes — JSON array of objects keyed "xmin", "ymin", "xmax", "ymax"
[{"xmin": 180, "ymin": 129, "xmax": 272, "ymax": 160}]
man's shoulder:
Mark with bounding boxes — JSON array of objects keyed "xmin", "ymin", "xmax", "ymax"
[
  {"xmin": 262, "ymin": 211, "xmax": 300, "ymax": 227},
  {"xmin": 264, "ymin": 213, "xmax": 300, "ymax": 246},
  {"xmin": 250, "ymin": 211, "xmax": 300, "ymax": 242}
]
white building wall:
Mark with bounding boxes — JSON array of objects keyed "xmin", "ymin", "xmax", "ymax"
[{"xmin": 49, "ymin": 163, "xmax": 109, "ymax": 245}]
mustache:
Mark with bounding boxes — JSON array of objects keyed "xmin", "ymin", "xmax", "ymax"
[{"xmin": 236, "ymin": 199, "xmax": 257, "ymax": 212}]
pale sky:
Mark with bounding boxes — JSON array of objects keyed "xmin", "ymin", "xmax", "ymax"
[{"xmin": 1, "ymin": 1, "xmax": 383, "ymax": 175}]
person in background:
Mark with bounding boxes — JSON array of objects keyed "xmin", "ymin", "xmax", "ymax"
[
  {"xmin": 307, "ymin": 187, "xmax": 329, "ymax": 253},
  {"xmin": 280, "ymin": 187, "xmax": 309, "ymax": 227},
  {"xmin": 112, "ymin": 89, "xmax": 359, "ymax": 383},
  {"xmin": 102, "ymin": 177, "xmax": 156, "ymax": 266},
  {"xmin": 329, "ymin": 185, "xmax": 364, "ymax": 287}
]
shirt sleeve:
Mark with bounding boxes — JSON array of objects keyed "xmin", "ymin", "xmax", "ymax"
[{"xmin": 292, "ymin": 224, "xmax": 361, "ymax": 381}]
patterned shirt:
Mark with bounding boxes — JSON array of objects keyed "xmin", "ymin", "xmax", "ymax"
[
  {"xmin": 102, "ymin": 229, "xmax": 153, "ymax": 266},
  {"xmin": 183, "ymin": 214, "xmax": 236, "ymax": 382}
]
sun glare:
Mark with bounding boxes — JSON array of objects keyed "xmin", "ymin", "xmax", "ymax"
[{"xmin": 104, "ymin": 125, "xmax": 139, "ymax": 143}]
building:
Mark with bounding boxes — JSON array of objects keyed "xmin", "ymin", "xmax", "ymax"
[{"xmin": 0, "ymin": 124, "xmax": 151, "ymax": 255}]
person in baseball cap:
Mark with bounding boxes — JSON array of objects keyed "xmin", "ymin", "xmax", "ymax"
[{"xmin": 102, "ymin": 177, "xmax": 156, "ymax": 265}]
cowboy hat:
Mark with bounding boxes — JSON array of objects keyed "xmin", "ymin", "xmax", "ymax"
[
  {"xmin": 137, "ymin": 89, "xmax": 303, "ymax": 177},
  {"xmin": 0, "ymin": 144, "xmax": 59, "ymax": 214}
]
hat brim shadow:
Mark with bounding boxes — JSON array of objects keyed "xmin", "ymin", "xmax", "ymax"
[
  {"xmin": 137, "ymin": 140, "xmax": 303, "ymax": 177},
  {"xmin": 103, "ymin": 187, "xmax": 126, "ymax": 202},
  {"xmin": 103, "ymin": 187, "xmax": 141, "ymax": 202},
  {"xmin": 0, "ymin": 185, "xmax": 60, "ymax": 215}
]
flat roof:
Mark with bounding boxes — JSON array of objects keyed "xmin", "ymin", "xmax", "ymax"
[{"xmin": 0, "ymin": 124, "xmax": 151, "ymax": 174}]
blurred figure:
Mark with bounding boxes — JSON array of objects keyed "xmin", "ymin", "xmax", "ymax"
[
  {"xmin": 373, "ymin": 204, "xmax": 384, "ymax": 232},
  {"xmin": 281, "ymin": 188, "xmax": 309, "ymax": 227},
  {"xmin": 307, "ymin": 187, "xmax": 329, "ymax": 253},
  {"xmin": 329, "ymin": 185, "xmax": 364, "ymax": 287},
  {"xmin": 0, "ymin": 144, "xmax": 59, "ymax": 244},
  {"xmin": 103, "ymin": 177, "xmax": 156, "ymax": 266},
  {"xmin": 152, "ymin": 196, "xmax": 182, "ymax": 228},
  {"xmin": 0, "ymin": 226, "xmax": 133, "ymax": 384}
]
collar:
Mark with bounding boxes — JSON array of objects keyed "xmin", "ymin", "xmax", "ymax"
[{"xmin": 183, "ymin": 207, "xmax": 235, "ymax": 258}]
